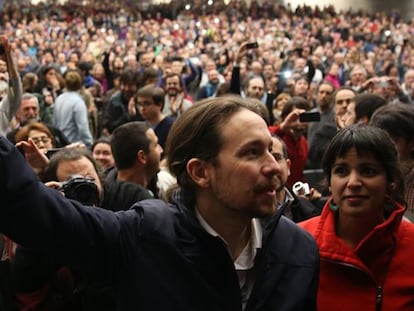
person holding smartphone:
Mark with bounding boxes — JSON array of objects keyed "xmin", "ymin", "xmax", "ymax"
[{"xmin": 269, "ymin": 96, "xmax": 311, "ymax": 188}]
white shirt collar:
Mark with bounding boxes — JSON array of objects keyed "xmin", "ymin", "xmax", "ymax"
[
  {"xmin": 195, "ymin": 208, "xmax": 263, "ymax": 268},
  {"xmin": 196, "ymin": 208, "xmax": 263, "ymax": 309}
]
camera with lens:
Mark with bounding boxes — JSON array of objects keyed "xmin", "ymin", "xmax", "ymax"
[{"xmin": 59, "ymin": 175, "xmax": 99, "ymax": 206}]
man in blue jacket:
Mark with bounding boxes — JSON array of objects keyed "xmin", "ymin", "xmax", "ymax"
[{"xmin": 0, "ymin": 95, "xmax": 319, "ymax": 311}]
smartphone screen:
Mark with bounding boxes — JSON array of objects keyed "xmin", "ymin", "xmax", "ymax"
[
  {"xmin": 246, "ymin": 42, "xmax": 259, "ymax": 49},
  {"xmin": 299, "ymin": 112, "xmax": 321, "ymax": 122}
]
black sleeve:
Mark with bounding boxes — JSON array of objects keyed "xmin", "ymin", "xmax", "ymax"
[
  {"xmin": 182, "ymin": 59, "xmax": 200, "ymax": 90},
  {"xmin": 102, "ymin": 52, "xmax": 114, "ymax": 90},
  {"xmin": 229, "ymin": 66, "xmax": 241, "ymax": 95},
  {"xmin": 265, "ymin": 93, "xmax": 276, "ymax": 126},
  {"xmin": 104, "ymin": 101, "xmax": 128, "ymax": 134},
  {"xmin": 48, "ymin": 126, "xmax": 70, "ymax": 148},
  {"xmin": 0, "ymin": 136, "xmax": 123, "ymax": 280},
  {"xmin": 12, "ymin": 246, "xmax": 59, "ymax": 292},
  {"xmin": 306, "ymin": 59, "xmax": 316, "ymax": 85}
]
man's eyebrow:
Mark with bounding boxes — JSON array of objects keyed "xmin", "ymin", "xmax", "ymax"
[
  {"xmin": 237, "ymin": 139, "xmax": 267, "ymax": 150},
  {"xmin": 243, "ymin": 138, "xmax": 267, "ymax": 145},
  {"xmin": 271, "ymin": 152, "xmax": 284, "ymax": 160}
]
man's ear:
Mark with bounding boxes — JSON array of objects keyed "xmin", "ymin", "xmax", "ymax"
[
  {"xmin": 286, "ymin": 158, "xmax": 291, "ymax": 177},
  {"xmin": 186, "ymin": 158, "xmax": 211, "ymax": 188},
  {"xmin": 137, "ymin": 150, "xmax": 146, "ymax": 164}
]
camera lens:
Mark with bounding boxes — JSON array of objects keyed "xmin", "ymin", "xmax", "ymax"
[
  {"xmin": 62, "ymin": 176, "xmax": 100, "ymax": 206},
  {"xmin": 70, "ymin": 183, "xmax": 99, "ymax": 206}
]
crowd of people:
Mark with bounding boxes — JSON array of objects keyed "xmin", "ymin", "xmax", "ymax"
[{"xmin": 0, "ymin": 0, "xmax": 413, "ymax": 310}]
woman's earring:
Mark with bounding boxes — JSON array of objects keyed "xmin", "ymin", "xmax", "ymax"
[{"xmin": 329, "ymin": 200, "xmax": 338, "ymax": 212}]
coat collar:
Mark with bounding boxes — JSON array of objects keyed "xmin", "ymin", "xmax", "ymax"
[{"xmin": 313, "ymin": 198, "xmax": 405, "ymax": 277}]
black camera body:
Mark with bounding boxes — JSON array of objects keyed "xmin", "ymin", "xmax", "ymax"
[{"xmin": 59, "ymin": 175, "xmax": 99, "ymax": 206}]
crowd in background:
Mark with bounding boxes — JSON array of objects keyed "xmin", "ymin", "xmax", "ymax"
[{"xmin": 1, "ymin": 1, "xmax": 413, "ymax": 117}]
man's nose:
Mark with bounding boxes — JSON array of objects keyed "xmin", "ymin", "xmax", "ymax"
[{"xmin": 263, "ymin": 150, "xmax": 281, "ymax": 175}]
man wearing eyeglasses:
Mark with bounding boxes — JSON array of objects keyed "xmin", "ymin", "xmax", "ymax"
[{"xmin": 135, "ymin": 84, "xmax": 175, "ymax": 152}]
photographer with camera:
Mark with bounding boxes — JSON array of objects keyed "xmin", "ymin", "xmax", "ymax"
[
  {"xmin": 0, "ymin": 35, "xmax": 22, "ymax": 135},
  {"xmin": 43, "ymin": 147, "xmax": 103, "ymax": 206},
  {"xmin": 10, "ymin": 146, "xmax": 113, "ymax": 311}
]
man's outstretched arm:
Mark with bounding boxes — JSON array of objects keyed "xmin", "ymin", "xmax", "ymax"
[{"xmin": 0, "ymin": 136, "xmax": 122, "ymax": 277}]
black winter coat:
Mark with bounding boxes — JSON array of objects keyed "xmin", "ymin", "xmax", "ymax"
[{"xmin": 0, "ymin": 136, "xmax": 319, "ymax": 311}]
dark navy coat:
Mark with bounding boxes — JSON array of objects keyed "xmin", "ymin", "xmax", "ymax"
[{"xmin": 0, "ymin": 136, "xmax": 319, "ymax": 311}]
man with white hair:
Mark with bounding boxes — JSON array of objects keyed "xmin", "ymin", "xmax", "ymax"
[
  {"xmin": 6, "ymin": 93, "xmax": 69, "ymax": 147},
  {"xmin": 401, "ymin": 69, "xmax": 414, "ymax": 102},
  {"xmin": 0, "ymin": 36, "xmax": 22, "ymax": 135},
  {"xmin": 348, "ymin": 64, "xmax": 368, "ymax": 92}
]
